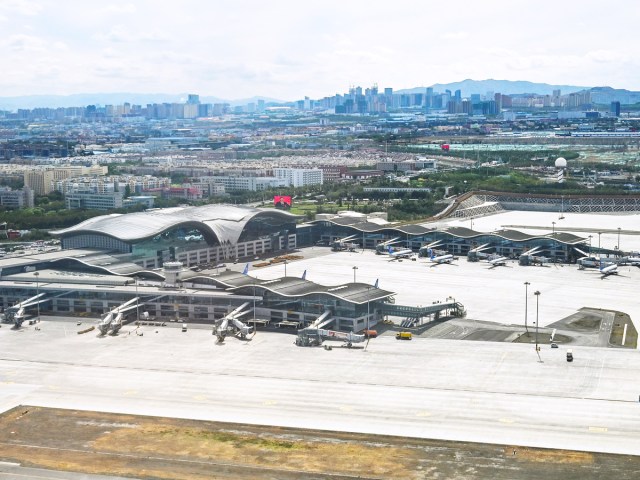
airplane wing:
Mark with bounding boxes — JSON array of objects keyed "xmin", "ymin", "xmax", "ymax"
[{"xmin": 524, "ymin": 246, "xmax": 541, "ymax": 256}]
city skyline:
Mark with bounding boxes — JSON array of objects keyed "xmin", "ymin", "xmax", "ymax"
[{"xmin": 1, "ymin": 0, "xmax": 639, "ymax": 99}]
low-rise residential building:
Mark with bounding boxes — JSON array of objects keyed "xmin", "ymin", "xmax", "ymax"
[
  {"xmin": 273, "ymin": 168, "xmax": 323, "ymax": 187},
  {"xmin": 0, "ymin": 187, "xmax": 34, "ymax": 209},
  {"xmin": 65, "ymin": 190, "xmax": 125, "ymax": 210}
]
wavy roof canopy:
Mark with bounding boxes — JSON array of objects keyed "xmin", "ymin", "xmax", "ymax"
[
  {"xmin": 51, "ymin": 205, "xmax": 299, "ymax": 246},
  {"xmin": 311, "ymin": 219, "xmax": 586, "ymax": 246},
  {"xmin": 201, "ymin": 270, "xmax": 394, "ymax": 305}
]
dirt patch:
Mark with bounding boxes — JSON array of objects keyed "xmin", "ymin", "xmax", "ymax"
[
  {"xmin": 2, "ymin": 407, "xmax": 640, "ymax": 480},
  {"xmin": 610, "ymin": 312, "xmax": 638, "ymax": 348},
  {"xmin": 569, "ymin": 315, "xmax": 602, "ymax": 331}
]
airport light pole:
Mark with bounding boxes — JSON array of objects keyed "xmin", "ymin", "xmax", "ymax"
[
  {"xmin": 588, "ymin": 235, "xmax": 592, "ymax": 255},
  {"xmin": 598, "ymin": 232, "xmax": 602, "ymax": 250},
  {"xmin": 617, "ymin": 227, "xmax": 621, "ymax": 251},
  {"xmin": 134, "ymin": 276, "xmax": 139, "ymax": 323},
  {"xmin": 34, "ymin": 271, "xmax": 40, "ymax": 323},
  {"xmin": 552, "ymin": 221, "xmax": 556, "ymax": 236},
  {"xmin": 352, "ymin": 265, "xmax": 358, "ymax": 283},
  {"xmin": 365, "ymin": 286, "xmax": 371, "ymax": 351},
  {"xmin": 534, "ymin": 290, "xmax": 541, "ymax": 360},
  {"xmin": 284, "ymin": 259, "xmax": 288, "ymax": 277},
  {"xmin": 524, "ymin": 281, "xmax": 530, "ymax": 334}
]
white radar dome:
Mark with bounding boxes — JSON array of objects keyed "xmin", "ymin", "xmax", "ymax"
[{"xmin": 555, "ymin": 157, "xmax": 567, "ymax": 168}]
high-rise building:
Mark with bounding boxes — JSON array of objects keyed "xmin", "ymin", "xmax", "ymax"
[
  {"xmin": 611, "ymin": 101, "xmax": 621, "ymax": 117},
  {"xmin": 187, "ymin": 94, "xmax": 200, "ymax": 105},
  {"xmin": 494, "ymin": 93, "xmax": 503, "ymax": 113},
  {"xmin": 24, "ymin": 170, "xmax": 55, "ymax": 195}
]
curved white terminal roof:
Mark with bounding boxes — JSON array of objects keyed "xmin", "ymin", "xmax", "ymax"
[{"xmin": 51, "ymin": 204, "xmax": 299, "ymax": 246}]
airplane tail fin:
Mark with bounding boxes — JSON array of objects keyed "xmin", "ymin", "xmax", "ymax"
[
  {"xmin": 242, "ymin": 263, "xmax": 249, "ymax": 275},
  {"xmin": 301, "ymin": 270, "xmax": 306, "ymax": 280},
  {"xmin": 374, "ymin": 278, "xmax": 379, "ymax": 288}
]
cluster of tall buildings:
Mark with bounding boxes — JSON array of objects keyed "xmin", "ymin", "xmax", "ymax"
[
  {"xmin": 311, "ymin": 85, "xmax": 600, "ymax": 116},
  {"xmin": 1, "ymin": 94, "xmax": 270, "ymax": 122},
  {"xmin": 0, "ymin": 84, "xmax": 624, "ymax": 123}
]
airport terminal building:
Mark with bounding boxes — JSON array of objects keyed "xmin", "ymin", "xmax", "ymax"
[
  {"xmin": 51, "ymin": 204, "xmax": 300, "ymax": 269},
  {"xmin": 0, "ymin": 201, "xmax": 601, "ymax": 335},
  {"xmin": 298, "ymin": 215, "xmax": 589, "ymax": 263},
  {"xmin": 0, "ymin": 205, "xmax": 404, "ymax": 333}
]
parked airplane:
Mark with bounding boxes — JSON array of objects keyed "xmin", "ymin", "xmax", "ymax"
[
  {"xmin": 600, "ymin": 261, "xmax": 618, "ymax": 277},
  {"xmin": 387, "ymin": 245, "xmax": 413, "ymax": 260},
  {"xmin": 428, "ymin": 249, "xmax": 454, "ymax": 264},
  {"xmin": 574, "ymin": 248, "xmax": 613, "ymax": 269}
]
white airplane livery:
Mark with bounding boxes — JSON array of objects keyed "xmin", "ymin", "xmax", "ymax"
[
  {"xmin": 387, "ymin": 246, "xmax": 412, "ymax": 260},
  {"xmin": 427, "ymin": 248, "xmax": 454, "ymax": 264},
  {"xmin": 599, "ymin": 261, "xmax": 618, "ymax": 277}
]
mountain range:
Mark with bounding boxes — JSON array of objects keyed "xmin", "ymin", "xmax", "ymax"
[{"xmin": 397, "ymin": 79, "xmax": 588, "ymax": 97}]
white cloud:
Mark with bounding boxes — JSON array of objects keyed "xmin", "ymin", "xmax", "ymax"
[
  {"xmin": 1, "ymin": 34, "xmax": 47, "ymax": 52},
  {"xmin": 99, "ymin": 3, "xmax": 137, "ymax": 15},
  {"xmin": 0, "ymin": 0, "xmax": 43, "ymax": 16},
  {"xmin": 0, "ymin": 0, "xmax": 639, "ymax": 98},
  {"xmin": 442, "ymin": 31, "xmax": 469, "ymax": 40},
  {"xmin": 94, "ymin": 25, "xmax": 168, "ymax": 43}
]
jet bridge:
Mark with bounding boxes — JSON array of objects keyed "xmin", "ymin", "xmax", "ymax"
[
  {"xmin": 97, "ymin": 297, "xmax": 140, "ymax": 335},
  {"xmin": 212, "ymin": 301, "xmax": 254, "ymax": 343},
  {"xmin": 1, "ymin": 293, "xmax": 49, "ymax": 327},
  {"xmin": 296, "ymin": 309, "xmax": 365, "ymax": 347},
  {"xmin": 380, "ymin": 300, "xmax": 465, "ymax": 328},
  {"xmin": 296, "ymin": 328, "xmax": 365, "ymax": 347}
]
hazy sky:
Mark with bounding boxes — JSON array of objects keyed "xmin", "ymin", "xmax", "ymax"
[{"xmin": 1, "ymin": 0, "xmax": 638, "ymax": 100}]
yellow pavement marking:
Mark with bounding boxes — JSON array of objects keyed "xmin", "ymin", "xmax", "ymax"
[{"xmin": 588, "ymin": 426, "xmax": 608, "ymax": 433}]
